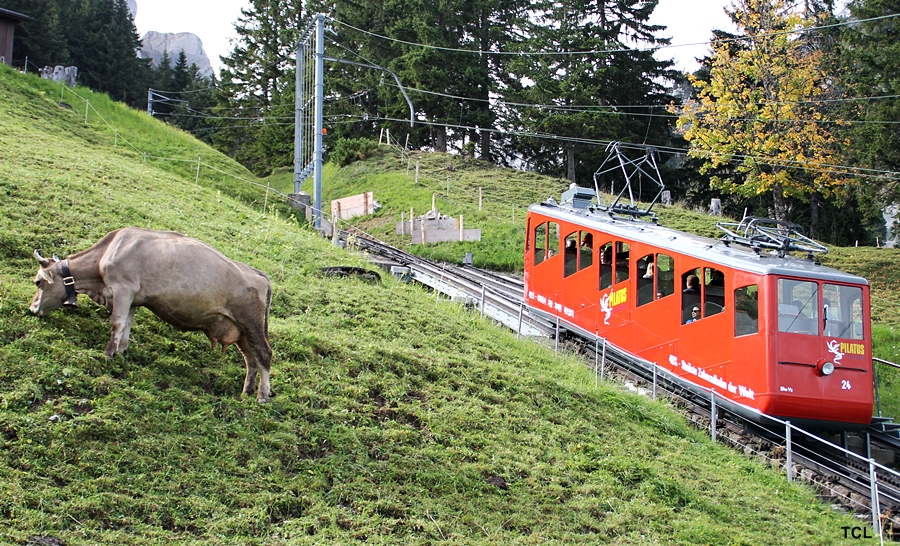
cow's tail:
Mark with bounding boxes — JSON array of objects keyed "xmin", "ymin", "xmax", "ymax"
[{"xmin": 265, "ymin": 283, "xmax": 272, "ymax": 340}]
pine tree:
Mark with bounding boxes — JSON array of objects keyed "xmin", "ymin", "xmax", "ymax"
[
  {"xmin": 60, "ymin": 0, "xmax": 151, "ymax": 107},
  {"xmin": 505, "ymin": 0, "xmax": 675, "ymax": 184},
  {"xmin": 215, "ymin": 0, "xmax": 305, "ymax": 174},
  {"xmin": 172, "ymin": 50, "xmax": 192, "ymax": 92},
  {"xmin": 838, "ymin": 0, "xmax": 900, "ymax": 208}
]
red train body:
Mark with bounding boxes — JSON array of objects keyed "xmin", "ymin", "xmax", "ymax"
[{"xmin": 524, "ymin": 195, "xmax": 873, "ymax": 430}]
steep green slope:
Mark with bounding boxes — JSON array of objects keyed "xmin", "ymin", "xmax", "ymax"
[
  {"xmin": 270, "ymin": 143, "xmax": 900, "ymax": 414},
  {"xmin": 0, "ymin": 66, "xmax": 872, "ymax": 544}
]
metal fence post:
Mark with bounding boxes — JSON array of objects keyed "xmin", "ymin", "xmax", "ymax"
[
  {"xmin": 554, "ymin": 316, "xmax": 560, "ymax": 353},
  {"xmin": 600, "ymin": 339, "xmax": 607, "ymax": 382},
  {"xmin": 710, "ymin": 389, "xmax": 717, "ymax": 442},
  {"xmin": 871, "ymin": 458, "xmax": 882, "ymax": 538},
  {"xmin": 652, "ymin": 364, "xmax": 658, "ymax": 399},
  {"xmin": 594, "ymin": 338, "xmax": 599, "ymax": 388},
  {"xmin": 516, "ymin": 304, "xmax": 523, "ymax": 340},
  {"xmin": 480, "ymin": 286, "xmax": 486, "ymax": 318},
  {"xmin": 786, "ymin": 421, "xmax": 792, "ymax": 482}
]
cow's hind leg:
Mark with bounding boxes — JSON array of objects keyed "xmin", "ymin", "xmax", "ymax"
[{"xmin": 237, "ymin": 333, "xmax": 272, "ymax": 404}]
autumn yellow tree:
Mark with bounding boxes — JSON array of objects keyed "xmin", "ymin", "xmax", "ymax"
[{"xmin": 672, "ymin": 0, "xmax": 847, "ymax": 221}]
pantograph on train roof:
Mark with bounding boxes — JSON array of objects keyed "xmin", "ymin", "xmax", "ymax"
[
  {"xmin": 590, "ymin": 141, "xmax": 665, "ymax": 220},
  {"xmin": 717, "ymin": 216, "xmax": 828, "ymax": 260}
]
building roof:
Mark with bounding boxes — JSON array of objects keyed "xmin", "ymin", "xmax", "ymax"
[{"xmin": 0, "ymin": 7, "xmax": 33, "ymax": 22}]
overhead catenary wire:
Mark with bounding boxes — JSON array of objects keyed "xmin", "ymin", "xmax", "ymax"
[{"xmin": 329, "ymin": 12, "xmax": 900, "ymax": 57}]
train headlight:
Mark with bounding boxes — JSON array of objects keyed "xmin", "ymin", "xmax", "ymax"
[{"xmin": 817, "ymin": 360, "xmax": 835, "ymax": 376}]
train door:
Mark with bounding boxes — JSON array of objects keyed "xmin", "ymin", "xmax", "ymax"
[
  {"xmin": 731, "ymin": 279, "xmax": 767, "ymax": 409},
  {"xmin": 596, "ymin": 239, "xmax": 631, "ymax": 343},
  {"xmin": 524, "ymin": 217, "xmax": 563, "ymax": 316},
  {"xmin": 769, "ymin": 277, "xmax": 873, "ymax": 424},
  {"xmin": 676, "ymin": 265, "xmax": 732, "ymax": 396},
  {"xmin": 561, "ymin": 229, "xmax": 597, "ymax": 332},
  {"xmin": 633, "ymin": 251, "xmax": 679, "ymax": 358}
]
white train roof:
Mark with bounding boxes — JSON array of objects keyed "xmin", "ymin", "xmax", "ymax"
[{"xmin": 529, "ymin": 202, "xmax": 868, "ymax": 285}]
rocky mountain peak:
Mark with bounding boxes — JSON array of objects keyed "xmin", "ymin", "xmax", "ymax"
[{"xmin": 139, "ymin": 30, "xmax": 213, "ymax": 77}]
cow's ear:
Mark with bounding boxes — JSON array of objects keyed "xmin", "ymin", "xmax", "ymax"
[{"xmin": 34, "ymin": 250, "xmax": 52, "ymax": 268}]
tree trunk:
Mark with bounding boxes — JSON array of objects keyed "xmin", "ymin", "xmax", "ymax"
[
  {"xmin": 810, "ymin": 191, "xmax": 821, "ymax": 238},
  {"xmin": 480, "ymin": 129, "xmax": 491, "ymax": 162},
  {"xmin": 566, "ymin": 142, "xmax": 576, "ymax": 184},
  {"xmin": 773, "ymin": 183, "xmax": 787, "ymax": 221},
  {"xmin": 434, "ymin": 125, "xmax": 447, "ymax": 153}
]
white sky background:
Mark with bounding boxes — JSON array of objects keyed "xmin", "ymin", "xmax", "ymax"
[{"xmin": 134, "ymin": 1, "xmax": 818, "ymax": 76}]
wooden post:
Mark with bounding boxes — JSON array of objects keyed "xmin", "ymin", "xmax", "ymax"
[
  {"xmin": 332, "ymin": 206, "xmax": 340, "ymax": 245},
  {"xmin": 432, "ymin": 194, "xmax": 436, "ymax": 214},
  {"xmin": 410, "ymin": 207, "xmax": 414, "ymax": 235},
  {"xmin": 401, "ymin": 212, "xmax": 406, "ymax": 235},
  {"xmin": 420, "ymin": 216, "xmax": 426, "ymax": 244},
  {"xmin": 710, "ymin": 198, "xmax": 722, "ymax": 216},
  {"xmin": 415, "ymin": 161, "xmax": 419, "ymax": 184},
  {"xmin": 479, "ymin": 187, "xmax": 483, "ymax": 211},
  {"xmin": 363, "ymin": 192, "xmax": 369, "ymax": 215},
  {"xmin": 459, "ymin": 215, "xmax": 464, "ymax": 242}
]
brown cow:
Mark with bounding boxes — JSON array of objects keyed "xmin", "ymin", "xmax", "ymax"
[{"xmin": 29, "ymin": 228, "xmax": 274, "ymax": 403}]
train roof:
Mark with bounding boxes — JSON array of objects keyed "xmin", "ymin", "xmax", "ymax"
[{"xmin": 529, "ymin": 202, "xmax": 868, "ymax": 285}]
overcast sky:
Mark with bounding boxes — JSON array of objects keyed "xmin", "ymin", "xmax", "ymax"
[{"xmin": 134, "ymin": 1, "xmax": 737, "ymax": 75}]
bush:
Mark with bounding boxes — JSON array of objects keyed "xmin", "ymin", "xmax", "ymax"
[{"xmin": 330, "ymin": 138, "xmax": 378, "ymax": 167}]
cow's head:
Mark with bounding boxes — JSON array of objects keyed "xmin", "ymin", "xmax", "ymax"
[{"xmin": 30, "ymin": 250, "xmax": 76, "ymax": 316}]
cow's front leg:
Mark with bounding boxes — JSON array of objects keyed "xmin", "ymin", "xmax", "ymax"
[
  {"xmin": 105, "ymin": 288, "xmax": 135, "ymax": 357},
  {"xmin": 116, "ymin": 305, "xmax": 138, "ymax": 354}
]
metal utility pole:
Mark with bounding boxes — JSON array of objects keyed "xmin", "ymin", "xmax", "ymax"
[{"xmin": 293, "ymin": 14, "xmax": 414, "ymax": 232}]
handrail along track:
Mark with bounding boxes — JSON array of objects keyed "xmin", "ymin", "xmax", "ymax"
[{"xmin": 344, "ymin": 229, "xmax": 900, "ymax": 539}]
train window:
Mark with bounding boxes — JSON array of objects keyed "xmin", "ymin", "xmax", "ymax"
[
  {"xmin": 657, "ymin": 254, "xmax": 674, "ymax": 299},
  {"xmin": 704, "ymin": 267, "xmax": 725, "ymax": 317},
  {"xmin": 599, "ymin": 241, "xmax": 613, "ymax": 289},
  {"xmin": 615, "ymin": 242, "xmax": 630, "ymax": 284},
  {"xmin": 637, "ymin": 254, "xmax": 654, "ymax": 306},
  {"xmin": 735, "ymin": 285, "xmax": 759, "ymax": 336},
  {"xmin": 563, "ymin": 231, "xmax": 594, "ymax": 278},
  {"xmin": 533, "ymin": 223, "xmax": 546, "ymax": 265},
  {"xmin": 823, "ymin": 284, "xmax": 864, "ymax": 340},
  {"xmin": 548, "ymin": 223, "xmax": 559, "ymax": 260},
  {"xmin": 564, "ymin": 232, "xmax": 579, "ymax": 276},
  {"xmin": 579, "ymin": 232, "xmax": 593, "ymax": 271},
  {"xmin": 681, "ymin": 268, "xmax": 702, "ymax": 324},
  {"xmin": 638, "ymin": 253, "xmax": 675, "ymax": 307},
  {"xmin": 533, "ymin": 222, "xmax": 559, "ymax": 267},
  {"xmin": 777, "ymin": 279, "xmax": 819, "ymax": 335}
]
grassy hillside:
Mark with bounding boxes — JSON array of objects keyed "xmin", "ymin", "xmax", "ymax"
[
  {"xmin": 0, "ymin": 65, "xmax": 877, "ymax": 544},
  {"xmin": 269, "ymin": 142, "xmax": 900, "ymax": 416}
]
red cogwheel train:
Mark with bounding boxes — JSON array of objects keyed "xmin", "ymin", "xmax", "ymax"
[{"xmin": 524, "ymin": 185, "xmax": 873, "ymax": 430}]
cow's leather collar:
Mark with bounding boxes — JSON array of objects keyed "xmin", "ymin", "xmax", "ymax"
[{"xmin": 60, "ymin": 259, "xmax": 78, "ymax": 307}]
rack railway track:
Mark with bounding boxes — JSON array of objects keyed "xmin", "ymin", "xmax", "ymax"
[{"xmin": 344, "ymin": 230, "xmax": 900, "ymax": 539}]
